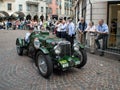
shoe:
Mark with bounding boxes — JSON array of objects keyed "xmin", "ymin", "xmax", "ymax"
[
  {"xmin": 99, "ymin": 53, "xmax": 104, "ymax": 56},
  {"xmin": 90, "ymin": 51, "xmax": 95, "ymax": 54}
]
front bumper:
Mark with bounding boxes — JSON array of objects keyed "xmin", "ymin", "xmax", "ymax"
[{"xmin": 58, "ymin": 56, "xmax": 81, "ymax": 69}]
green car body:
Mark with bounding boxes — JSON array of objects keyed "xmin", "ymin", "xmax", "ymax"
[{"xmin": 16, "ymin": 31, "xmax": 87, "ymax": 78}]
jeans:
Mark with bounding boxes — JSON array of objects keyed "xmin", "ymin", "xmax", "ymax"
[
  {"xmin": 66, "ymin": 34, "xmax": 75, "ymax": 47},
  {"xmin": 95, "ymin": 34, "xmax": 108, "ymax": 54}
]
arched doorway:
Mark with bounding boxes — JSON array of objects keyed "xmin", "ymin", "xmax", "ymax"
[
  {"xmin": 11, "ymin": 11, "xmax": 25, "ymax": 20},
  {"xmin": 0, "ymin": 11, "xmax": 9, "ymax": 19}
]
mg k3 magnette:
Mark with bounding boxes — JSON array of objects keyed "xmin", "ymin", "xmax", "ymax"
[{"xmin": 16, "ymin": 30, "xmax": 87, "ymax": 78}]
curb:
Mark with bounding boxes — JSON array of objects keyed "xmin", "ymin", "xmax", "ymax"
[{"xmin": 85, "ymin": 47, "xmax": 120, "ymax": 61}]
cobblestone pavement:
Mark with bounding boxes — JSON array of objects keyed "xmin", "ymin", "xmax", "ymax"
[{"xmin": 0, "ymin": 30, "xmax": 120, "ymax": 90}]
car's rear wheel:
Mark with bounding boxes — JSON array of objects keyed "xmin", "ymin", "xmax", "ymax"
[
  {"xmin": 16, "ymin": 45, "xmax": 23, "ymax": 55},
  {"xmin": 74, "ymin": 49, "xmax": 87, "ymax": 68},
  {"xmin": 36, "ymin": 51, "xmax": 53, "ymax": 78}
]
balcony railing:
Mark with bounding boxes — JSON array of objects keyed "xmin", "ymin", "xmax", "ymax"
[
  {"xmin": 46, "ymin": 0, "xmax": 52, "ymax": 4},
  {"xmin": 26, "ymin": 0, "xmax": 39, "ymax": 5}
]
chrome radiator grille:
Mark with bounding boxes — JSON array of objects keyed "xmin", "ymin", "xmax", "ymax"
[{"xmin": 59, "ymin": 41, "xmax": 71, "ymax": 57}]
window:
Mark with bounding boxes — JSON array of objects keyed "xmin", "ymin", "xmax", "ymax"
[
  {"xmin": 19, "ymin": 4, "xmax": 22, "ymax": 11},
  {"xmin": 82, "ymin": 0, "xmax": 87, "ymax": 19},
  {"xmin": 7, "ymin": 3, "xmax": 12, "ymax": 10},
  {"xmin": 108, "ymin": 1, "xmax": 120, "ymax": 48},
  {"xmin": 46, "ymin": 0, "xmax": 52, "ymax": 4},
  {"xmin": 49, "ymin": 8, "xmax": 52, "ymax": 14},
  {"xmin": 56, "ymin": 8, "xmax": 58, "ymax": 14},
  {"xmin": 41, "ymin": 7, "xmax": 43, "ymax": 12},
  {"xmin": 56, "ymin": 0, "xmax": 59, "ymax": 5},
  {"xmin": 46, "ymin": 7, "xmax": 48, "ymax": 14},
  {"xmin": 35, "ymin": 5, "xmax": 38, "ymax": 12},
  {"xmin": 27, "ymin": 4, "xmax": 30, "ymax": 11}
]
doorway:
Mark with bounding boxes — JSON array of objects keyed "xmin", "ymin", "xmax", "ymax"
[{"xmin": 108, "ymin": 2, "xmax": 120, "ymax": 48}]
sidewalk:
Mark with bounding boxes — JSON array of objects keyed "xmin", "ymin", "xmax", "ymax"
[{"xmin": 85, "ymin": 47, "xmax": 120, "ymax": 61}]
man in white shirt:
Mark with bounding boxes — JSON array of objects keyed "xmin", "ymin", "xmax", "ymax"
[
  {"xmin": 61, "ymin": 20, "xmax": 67, "ymax": 38},
  {"xmin": 25, "ymin": 29, "xmax": 33, "ymax": 43},
  {"xmin": 66, "ymin": 18, "xmax": 75, "ymax": 46},
  {"xmin": 56, "ymin": 19, "xmax": 63, "ymax": 38}
]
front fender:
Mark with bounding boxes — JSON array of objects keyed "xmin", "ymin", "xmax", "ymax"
[
  {"xmin": 74, "ymin": 40, "xmax": 84, "ymax": 49},
  {"xmin": 78, "ymin": 43, "xmax": 84, "ymax": 49},
  {"xmin": 39, "ymin": 46, "xmax": 49, "ymax": 54},
  {"xmin": 16, "ymin": 38, "xmax": 23, "ymax": 47}
]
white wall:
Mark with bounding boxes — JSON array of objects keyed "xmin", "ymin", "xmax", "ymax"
[
  {"xmin": 92, "ymin": 2, "xmax": 107, "ymax": 25},
  {"xmin": 38, "ymin": 1, "xmax": 46, "ymax": 18},
  {"xmin": 75, "ymin": 0, "xmax": 108, "ymax": 25}
]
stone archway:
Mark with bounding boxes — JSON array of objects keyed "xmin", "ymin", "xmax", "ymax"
[
  {"xmin": 0, "ymin": 11, "xmax": 9, "ymax": 18},
  {"xmin": 11, "ymin": 11, "xmax": 25, "ymax": 17},
  {"xmin": 11, "ymin": 11, "xmax": 25, "ymax": 20}
]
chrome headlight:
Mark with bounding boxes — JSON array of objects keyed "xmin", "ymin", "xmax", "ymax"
[
  {"xmin": 73, "ymin": 43, "xmax": 80, "ymax": 51},
  {"xmin": 34, "ymin": 38, "xmax": 40, "ymax": 49},
  {"xmin": 54, "ymin": 45, "xmax": 61, "ymax": 55}
]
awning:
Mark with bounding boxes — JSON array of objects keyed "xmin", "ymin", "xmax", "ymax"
[
  {"xmin": 0, "ymin": 11, "xmax": 9, "ymax": 17},
  {"xmin": 0, "ymin": 13, "xmax": 5, "ymax": 18},
  {"xmin": 11, "ymin": 13, "xmax": 19, "ymax": 17},
  {"xmin": 15, "ymin": 11, "xmax": 25, "ymax": 17},
  {"xmin": 11, "ymin": 12, "xmax": 25, "ymax": 17}
]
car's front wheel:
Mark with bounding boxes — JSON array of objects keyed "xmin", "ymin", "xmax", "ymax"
[
  {"xmin": 36, "ymin": 51, "xmax": 53, "ymax": 78},
  {"xmin": 73, "ymin": 49, "xmax": 87, "ymax": 68}
]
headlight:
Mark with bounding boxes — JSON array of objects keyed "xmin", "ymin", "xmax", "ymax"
[
  {"xmin": 73, "ymin": 43, "xmax": 79, "ymax": 51},
  {"xmin": 34, "ymin": 38, "xmax": 40, "ymax": 49},
  {"xmin": 54, "ymin": 45, "xmax": 61, "ymax": 55}
]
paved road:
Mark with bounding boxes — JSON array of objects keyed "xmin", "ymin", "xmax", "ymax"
[{"xmin": 0, "ymin": 30, "xmax": 120, "ymax": 90}]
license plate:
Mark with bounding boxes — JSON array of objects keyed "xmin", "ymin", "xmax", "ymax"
[
  {"xmin": 62, "ymin": 63, "xmax": 69, "ymax": 68},
  {"xmin": 75, "ymin": 61, "xmax": 80, "ymax": 65}
]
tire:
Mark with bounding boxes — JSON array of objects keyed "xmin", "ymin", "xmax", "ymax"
[
  {"xmin": 16, "ymin": 45, "xmax": 23, "ymax": 55},
  {"xmin": 74, "ymin": 49, "xmax": 87, "ymax": 68},
  {"xmin": 36, "ymin": 51, "xmax": 53, "ymax": 78}
]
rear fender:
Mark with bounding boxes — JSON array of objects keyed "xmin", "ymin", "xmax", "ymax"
[{"xmin": 16, "ymin": 38, "xmax": 23, "ymax": 47}]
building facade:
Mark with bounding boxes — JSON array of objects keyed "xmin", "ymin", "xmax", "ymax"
[
  {"xmin": 74, "ymin": 0, "xmax": 120, "ymax": 53},
  {"xmin": 0, "ymin": 0, "xmax": 47, "ymax": 19},
  {"xmin": 46, "ymin": 0, "xmax": 58, "ymax": 19},
  {"xmin": 46, "ymin": 0, "xmax": 75, "ymax": 20}
]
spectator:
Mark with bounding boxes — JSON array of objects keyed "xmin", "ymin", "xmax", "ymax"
[
  {"xmin": 95, "ymin": 19, "xmax": 109, "ymax": 56},
  {"xmin": 0, "ymin": 20, "xmax": 5, "ymax": 30},
  {"xmin": 56, "ymin": 19, "xmax": 63, "ymax": 38},
  {"xmin": 66, "ymin": 18, "xmax": 75, "ymax": 46},
  {"xmin": 85, "ymin": 21, "xmax": 96, "ymax": 53},
  {"xmin": 38, "ymin": 20, "xmax": 43, "ymax": 30},
  {"xmin": 20, "ymin": 20, "xmax": 25, "ymax": 30},
  {"xmin": 61, "ymin": 20, "xmax": 67, "ymax": 38},
  {"xmin": 78, "ymin": 17, "xmax": 87, "ymax": 45},
  {"xmin": 25, "ymin": 28, "xmax": 33, "ymax": 43}
]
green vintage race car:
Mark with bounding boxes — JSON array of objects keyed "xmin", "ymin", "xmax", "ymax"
[{"xmin": 16, "ymin": 30, "xmax": 87, "ymax": 78}]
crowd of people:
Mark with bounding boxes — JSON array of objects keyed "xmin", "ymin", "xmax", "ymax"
[
  {"xmin": 76, "ymin": 18, "xmax": 109, "ymax": 56},
  {"xmin": 49, "ymin": 17, "xmax": 109, "ymax": 56},
  {"xmin": 0, "ymin": 19, "xmax": 41, "ymax": 30},
  {"xmin": 0, "ymin": 16, "xmax": 109, "ymax": 56}
]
